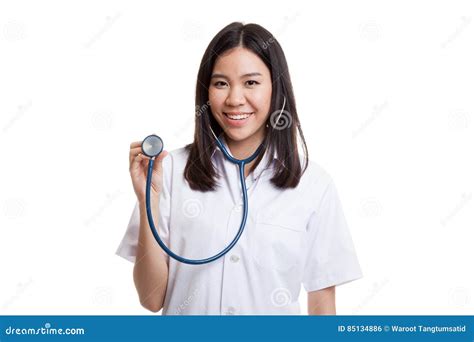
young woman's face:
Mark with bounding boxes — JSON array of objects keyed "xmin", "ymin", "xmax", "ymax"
[{"xmin": 208, "ymin": 47, "xmax": 272, "ymax": 146}]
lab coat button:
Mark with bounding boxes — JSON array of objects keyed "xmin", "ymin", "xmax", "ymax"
[
  {"xmin": 234, "ymin": 204, "xmax": 243, "ymax": 212},
  {"xmin": 230, "ymin": 255, "xmax": 240, "ymax": 263},
  {"xmin": 225, "ymin": 307, "xmax": 236, "ymax": 315}
]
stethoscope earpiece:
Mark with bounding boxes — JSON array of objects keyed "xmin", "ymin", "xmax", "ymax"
[{"xmin": 141, "ymin": 134, "xmax": 164, "ymax": 158}]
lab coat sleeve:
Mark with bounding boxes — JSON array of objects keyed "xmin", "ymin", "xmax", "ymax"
[
  {"xmin": 115, "ymin": 155, "xmax": 172, "ymax": 263},
  {"xmin": 302, "ymin": 179, "xmax": 363, "ymax": 292}
]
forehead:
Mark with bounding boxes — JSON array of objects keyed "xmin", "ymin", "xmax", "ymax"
[{"xmin": 213, "ymin": 47, "xmax": 270, "ymax": 76}]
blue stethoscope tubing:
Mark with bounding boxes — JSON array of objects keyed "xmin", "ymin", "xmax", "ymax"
[{"xmin": 143, "ymin": 134, "xmax": 264, "ymax": 265}]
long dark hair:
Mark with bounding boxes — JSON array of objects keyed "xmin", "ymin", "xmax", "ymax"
[{"xmin": 184, "ymin": 22, "xmax": 308, "ymax": 191}]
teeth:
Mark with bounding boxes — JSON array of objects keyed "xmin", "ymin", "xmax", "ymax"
[{"xmin": 225, "ymin": 113, "xmax": 252, "ymax": 120}]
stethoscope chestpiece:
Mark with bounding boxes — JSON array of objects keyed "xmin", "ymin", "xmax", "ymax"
[{"xmin": 141, "ymin": 134, "xmax": 164, "ymax": 158}]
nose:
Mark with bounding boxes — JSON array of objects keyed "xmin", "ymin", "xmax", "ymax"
[{"xmin": 225, "ymin": 87, "xmax": 245, "ymax": 107}]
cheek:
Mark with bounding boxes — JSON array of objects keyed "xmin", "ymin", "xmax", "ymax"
[
  {"xmin": 250, "ymin": 88, "xmax": 272, "ymax": 113},
  {"xmin": 208, "ymin": 90, "xmax": 225, "ymax": 108}
]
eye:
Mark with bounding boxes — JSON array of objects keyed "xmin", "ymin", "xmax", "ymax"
[
  {"xmin": 245, "ymin": 80, "xmax": 260, "ymax": 87},
  {"xmin": 213, "ymin": 81, "xmax": 228, "ymax": 88}
]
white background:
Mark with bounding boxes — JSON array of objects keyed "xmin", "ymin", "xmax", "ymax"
[{"xmin": 1, "ymin": 0, "xmax": 473, "ymax": 315}]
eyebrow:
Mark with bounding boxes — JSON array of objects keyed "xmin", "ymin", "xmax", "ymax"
[{"xmin": 210, "ymin": 72, "xmax": 262, "ymax": 79}]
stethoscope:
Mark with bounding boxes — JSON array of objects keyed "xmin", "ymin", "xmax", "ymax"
[
  {"xmin": 141, "ymin": 97, "xmax": 286, "ymax": 265},
  {"xmin": 141, "ymin": 132, "xmax": 263, "ymax": 265}
]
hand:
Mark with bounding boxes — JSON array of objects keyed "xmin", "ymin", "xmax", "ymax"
[{"xmin": 129, "ymin": 140, "xmax": 168, "ymax": 205}]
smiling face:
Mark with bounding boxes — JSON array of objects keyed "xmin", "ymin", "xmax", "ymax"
[{"xmin": 208, "ymin": 47, "xmax": 272, "ymax": 152}]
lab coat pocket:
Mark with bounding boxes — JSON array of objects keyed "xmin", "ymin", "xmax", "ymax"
[{"xmin": 251, "ymin": 212, "xmax": 306, "ymax": 273}]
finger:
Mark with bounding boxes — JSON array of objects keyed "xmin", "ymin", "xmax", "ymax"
[
  {"xmin": 130, "ymin": 141, "xmax": 142, "ymax": 149},
  {"xmin": 154, "ymin": 150, "xmax": 168, "ymax": 164},
  {"xmin": 129, "ymin": 153, "xmax": 151, "ymax": 172},
  {"xmin": 129, "ymin": 146, "xmax": 148, "ymax": 165},
  {"xmin": 129, "ymin": 147, "xmax": 167, "ymax": 170}
]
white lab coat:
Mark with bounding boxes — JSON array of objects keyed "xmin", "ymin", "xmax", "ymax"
[{"xmin": 116, "ymin": 141, "xmax": 363, "ymax": 315}]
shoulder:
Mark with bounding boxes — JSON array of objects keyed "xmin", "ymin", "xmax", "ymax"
[
  {"xmin": 162, "ymin": 146, "xmax": 190, "ymax": 171},
  {"xmin": 299, "ymin": 157, "xmax": 334, "ymax": 191},
  {"xmin": 293, "ymin": 156, "xmax": 339, "ymax": 208}
]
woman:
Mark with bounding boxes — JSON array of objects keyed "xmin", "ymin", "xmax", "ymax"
[{"xmin": 117, "ymin": 22, "xmax": 362, "ymax": 315}]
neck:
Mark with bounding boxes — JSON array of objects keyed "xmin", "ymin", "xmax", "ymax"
[{"xmin": 224, "ymin": 134, "xmax": 264, "ymax": 160}]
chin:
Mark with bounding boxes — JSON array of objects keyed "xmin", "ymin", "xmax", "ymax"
[
  {"xmin": 224, "ymin": 132, "xmax": 247, "ymax": 142},
  {"xmin": 225, "ymin": 129, "xmax": 258, "ymax": 142}
]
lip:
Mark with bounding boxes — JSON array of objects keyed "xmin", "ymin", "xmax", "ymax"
[
  {"xmin": 223, "ymin": 112, "xmax": 254, "ymax": 127},
  {"xmin": 224, "ymin": 112, "xmax": 253, "ymax": 115}
]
